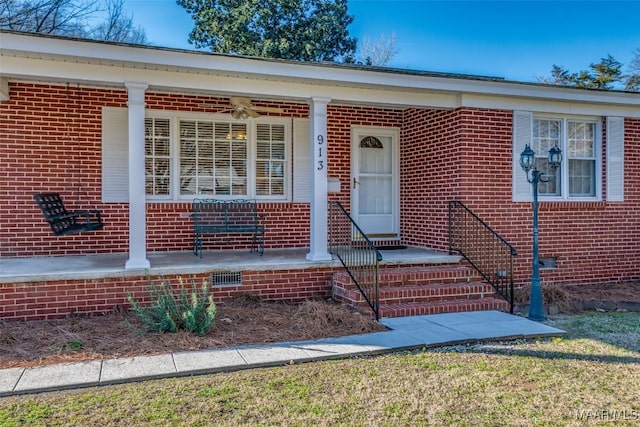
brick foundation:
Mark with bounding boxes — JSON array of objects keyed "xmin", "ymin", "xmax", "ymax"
[{"xmin": 0, "ymin": 268, "xmax": 335, "ymax": 321}]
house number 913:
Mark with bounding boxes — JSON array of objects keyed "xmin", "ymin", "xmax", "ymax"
[{"xmin": 316, "ymin": 134, "xmax": 325, "ymax": 170}]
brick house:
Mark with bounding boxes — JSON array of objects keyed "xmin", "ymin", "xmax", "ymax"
[{"xmin": 1, "ymin": 31, "xmax": 639, "ymax": 320}]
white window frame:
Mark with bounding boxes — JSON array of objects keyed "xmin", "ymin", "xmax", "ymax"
[
  {"xmin": 145, "ymin": 110, "xmax": 291, "ymax": 201},
  {"xmin": 254, "ymin": 119, "xmax": 289, "ymax": 200},
  {"xmin": 533, "ymin": 114, "xmax": 602, "ymax": 202},
  {"xmin": 145, "ymin": 116, "xmax": 172, "ymax": 198}
]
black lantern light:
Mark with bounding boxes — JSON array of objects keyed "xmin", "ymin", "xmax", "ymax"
[
  {"xmin": 548, "ymin": 144, "xmax": 562, "ymax": 168},
  {"xmin": 519, "ymin": 143, "xmax": 562, "ymax": 321},
  {"xmin": 519, "ymin": 144, "xmax": 536, "ymax": 172}
]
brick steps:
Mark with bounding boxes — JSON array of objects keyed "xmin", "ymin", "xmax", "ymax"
[
  {"xmin": 334, "ymin": 265, "xmax": 478, "ymax": 289},
  {"xmin": 379, "ymin": 297, "xmax": 509, "ymax": 318},
  {"xmin": 332, "ymin": 265, "xmax": 509, "ymax": 318}
]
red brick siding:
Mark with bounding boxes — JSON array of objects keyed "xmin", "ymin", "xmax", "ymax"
[
  {"xmin": 447, "ymin": 109, "xmax": 640, "ymax": 287},
  {"xmin": 3, "ymin": 80, "xmax": 640, "ymax": 304},
  {"xmin": 1, "ymin": 84, "xmax": 316, "ymax": 255},
  {"xmin": 400, "ymin": 107, "xmax": 640, "ymax": 286},
  {"xmin": 0, "ymin": 83, "xmax": 129, "ymax": 256},
  {"xmin": 401, "ymin": 108, "xmax": 464, "ymax": 249},
  {"xmin": 0, "ymin": 83, "xmax": 407, "ymax": 257},
  {"xmin": 0, "ymin": 268, "xmax": 335, "ymax": 321}
]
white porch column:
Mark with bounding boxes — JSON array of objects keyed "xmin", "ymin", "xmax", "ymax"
[
  {"xmin": 306, "ymin": 96, "xmax": 332, "ymax": 262},
  {"xmin": 124, "ymin": 82, "xmax": 150, "ymax": 270}
]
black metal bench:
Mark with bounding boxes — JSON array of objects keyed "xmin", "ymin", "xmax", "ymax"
[
  {"xmin": 33, "ymin": 193, "xmax": 104, "ymax": 236},
  {"xmin": 192, "ymin": 199, "xmax": 265, "ymax": 258}
]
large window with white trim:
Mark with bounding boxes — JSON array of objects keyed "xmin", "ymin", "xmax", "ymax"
[
  {"xmin": 533, "ymin": 116, "xmax": 600, "ymax": 200},
  {"xmin": 179, "ymin": 120, "xmax": 248, "ymax": 196},
  {"xmin": 144, "ymin": 113, "xmax": 290, "ymax": 200}
]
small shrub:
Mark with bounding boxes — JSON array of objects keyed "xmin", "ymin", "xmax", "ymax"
[{"xmin": 127, "ymin": 277, "xmax": 217, "ymax": 336}]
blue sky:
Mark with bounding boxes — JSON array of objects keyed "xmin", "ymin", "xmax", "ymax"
[{"xmin": 120, "ymin": 0, "xmax": 640, "ymax": 83}]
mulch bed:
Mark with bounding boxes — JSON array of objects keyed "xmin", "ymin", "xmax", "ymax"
[
  {"xmin": 2, "ymin": 282, "xmax": 638, "ymax": 370},
  {"xmin": 513, "ymin": 281, "xmax": 640, "ymax": 314},
  {"xmin": 0, "ymin": 296, "xmax": 385, "ymax": 370}
]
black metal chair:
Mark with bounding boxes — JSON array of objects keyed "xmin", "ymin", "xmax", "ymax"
[{"xmin": 33, "ymin": 193, "xmax": 104, "ymax": 236}]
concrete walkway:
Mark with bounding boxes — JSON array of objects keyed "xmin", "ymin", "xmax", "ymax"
[{"xmin": 0, "ymin": 311, "xmax": 564, "ymax": 397}]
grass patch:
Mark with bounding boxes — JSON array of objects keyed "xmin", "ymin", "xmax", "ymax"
[
  {"xmin": 57, "ymin": 340, "xmax": 84, "ymax": 352},
  {"xmin": 549, "ymin": 312, "xmax": 640, "ymax": 352},
  {"xmin": 1, "ymin": 312, "xmax": 639, "ymax": 426}
]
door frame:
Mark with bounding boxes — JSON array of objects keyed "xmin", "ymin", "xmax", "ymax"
[{"xmin": 350, "ymin": 125, "xmax": 401, "ymax": 240}]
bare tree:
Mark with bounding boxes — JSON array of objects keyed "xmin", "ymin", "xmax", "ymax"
[
  {"xmin": 625, "ymin": 48, "xmax": 640, "ymax": 91},
  {"xmin": 358, "ymin": 33, "xmax": 399, "ymax": 66},
  {"xmin": 0, "ymin": 0, "xmax": 147, "ymax": 43},
  {"xmin": 629, "ymin": 48, "xmax": 640, "ymax": 71},
  {"xmin": 90, "ymin": 0, "xmax": 147, "ymax": 44},
  {"xmin": 0, "ymin": 0, "xmax": 94, "ymax": 35}
]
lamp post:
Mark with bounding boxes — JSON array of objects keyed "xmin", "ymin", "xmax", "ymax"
[{"xmin": 519, "ymin": 143, "xmax": 562, "ymax": 321}]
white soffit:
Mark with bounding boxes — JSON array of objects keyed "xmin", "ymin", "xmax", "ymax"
[
  {"xmin": 0, "ymin": 55, "xmax": 462, "ymax": 109},
  {"xmin": 460, "ymin": 93, "xmax": 640, "ymax": 118},
  {"xmin": 1, "ymin": 31, "xmax": 640, "ymax": 113}
]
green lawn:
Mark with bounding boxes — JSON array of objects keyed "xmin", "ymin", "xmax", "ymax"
[{"xmin": 1, "ymin": 312, "xmax": 639, "ymax": 426}]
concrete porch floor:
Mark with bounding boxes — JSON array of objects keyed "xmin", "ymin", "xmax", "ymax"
[{"xmin": 0, "ymin": 246, "xmax": 461, "ymax": 283}]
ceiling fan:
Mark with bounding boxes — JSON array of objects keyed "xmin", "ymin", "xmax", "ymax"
[{"xmin": 228, "ymin": 97, "xmax": 283, "ymax": 119}]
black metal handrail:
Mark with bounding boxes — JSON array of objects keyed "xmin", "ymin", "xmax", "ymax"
[
  {"xmin": 329, "ymin": 201, "xmax": 383, "ymax": 320},
  {"xmin": 448, "ymin": 200, "xmax": 517, "ymax": 313}
]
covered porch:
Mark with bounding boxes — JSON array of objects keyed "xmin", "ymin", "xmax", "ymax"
[{"xmin": 1, "ymin": 31, "xmax": 472, "ymax": 267}]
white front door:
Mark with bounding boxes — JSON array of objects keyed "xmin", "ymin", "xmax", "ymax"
[{"xmin": 351, "ymin": 126, "xmax": 400, "ymax": 239}]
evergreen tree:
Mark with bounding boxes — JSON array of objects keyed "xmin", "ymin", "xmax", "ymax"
[
  {"xmin": 539, "ymin": 53, "xmax": 639, "ymax": 92},
  {"xmin": 177, "ymin": 0, "xmax": 357, "ymax": 62},
  {"xmin": 542, "ymin": 65, "xmax": 576, "ymax": 86},
  {"xmin": 577, "ymin": 55, "xmax": 622, "ymax": 89}
]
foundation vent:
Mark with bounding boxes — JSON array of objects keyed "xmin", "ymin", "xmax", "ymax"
[
  {"xmin": 211, "ymin": 271, "xmax": 242, "ymax": 286},
  {"xmin": 539, "ymin": 257, "xmax": 557, "ymax": 269}
]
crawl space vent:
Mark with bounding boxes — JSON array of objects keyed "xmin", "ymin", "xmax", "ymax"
[
  {"xmin": 211, "ymin": 271, "xmax": 242, "ymax": 286},
  {"xmin": 539, "ymin": 257, "xmax": 557, "ymax": 269}
]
